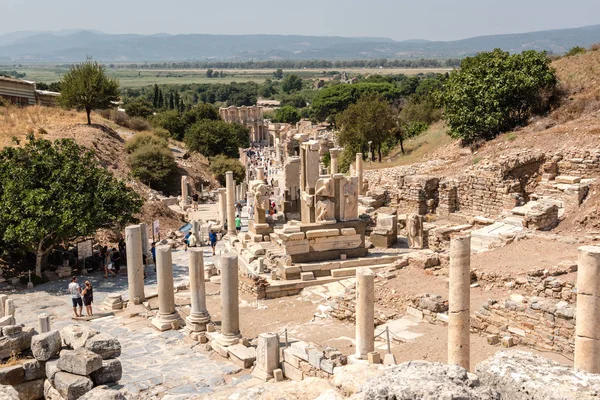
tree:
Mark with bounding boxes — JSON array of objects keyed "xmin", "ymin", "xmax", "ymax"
[
  {"xmin": 168, "ymin": 92, "xmax": 175, "ymax": 110},
  {"xmin": 336, "ymin": 95, "xmax": 395, "ymax": 165},
  {"xmin": 58, "ymin": 61, "xmax": 120, "ymax": 125},
  {"xmin": 209, "ymin": 155, "xmax": 246, "ymax": 186},
  {"xmin": 182, "ymin": 103, "xmax": 220, "ymax": 126},
  {"xmin": 281, "ymin": 74, "xmax": 303, "ymax": 93},
  {"xmin": 153, "ymin": 84, "xmax": 160, "ymax": 108},
  {"xmin": 439, "ymin": 49, "xmax": 557, "ymax": 143},
  {"xmin": 273, "ymin": 69, "xmax": 283, "ymax": 79},
  {"xmin": 206, "ymin": 69, "xmax": 214, "ymax": 78},
  {"xmin": 184, "ymin": 120, "xmax": 249, "ymax": 158},
  {"xmin": 151, "ymin": 110, "xmax": 187, "ymax": 140},
  {"xmin": 274, "ymin": 106, "xmax": 301, "ymax": 125},
  {"xmin": 124, "ymin": 98, "xmax": 154, "ymax": 118},
  {"xmin": 128, "ymin": 144, "xmax": 177, "ymax": 192},
  {"xmin": 0, "ymin": 137, "xmax": 143, "ymax": 276}
]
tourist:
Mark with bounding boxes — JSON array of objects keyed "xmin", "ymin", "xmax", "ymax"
[
  {"xmin": 118, "ymin": 237, "xmax": 126, "ymax": 265},
  {"xmin": 188, "ymin": 231, "xmax": 197, "ymax": 248},
  {"xmin": 104, "ymin": 246, "xmax": 116, "ymax": 278},
  {"xmin": 192, "ymin": 192, "xmax": 199, "ymax": 210},
  {"xmin": 248, "ymin": 205, "xmax": 254, "ymax": 221},
  {"xmin": 111, "ymin": 247, "xmax": 121, "ymax": 274},
  {"xmin": 82, "ymin": 280, "xmax": 94, "ymax": 317},
  {"xmin": 151, "ymin": 242, "xmax": 156, "ymax": 272},
  {"xmin": 68, "ymin": 276, "xmax": 83, "ymax": 317},
  {"xmin": 209, "ymin": 230, "xmax": 218, "ymax": 256},
  {"xmin": 235, "ymin": 214, "xmax": 242, "ymax": 233}
]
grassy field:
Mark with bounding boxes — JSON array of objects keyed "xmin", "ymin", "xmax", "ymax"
[{"xmin": 9, "ymin": 66, "xmax": 452, "ymax": 88}]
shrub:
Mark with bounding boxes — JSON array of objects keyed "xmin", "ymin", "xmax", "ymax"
[
  {"xmin": 151, "ymin": 110, "xmax": 186, "ymax": 140},
  {"xmin": 128, "ymin": 144, "xmax": 177, "ymax": 192},
  {"xmin": 109, "ymin": 109, "xmax": 129, "ymax": 126},
  {"xmin": 124, "ymin": 98, "xmax": 154, "ymax": 118},
  {"xmin": 209, "ymin": 155, "xmax": 245, "ymax": 186},
  {"xmin": 127, "ymin": 117, "xmax": 151, "ymax": 131},
  {"xmin": 273, "ymin": 106, "xmax": 301, "ymax": 125},
  {"xmin": 184, "ymin": 120, "xmax": 249, "ymax": 158},
  {"xmin": 565, "ymin": 46, "xmax": 586, "ymax": 57},
  {"xmin": 125, "ymin": 132, "xmax": 169, "ymax": 154},
  {"xmin": 590, "ymin": 43, "xmax": 600, "ymax": 52},
  {"xmin": 439, "ymin": 49, "xmax": 557, "ymax": 143}
]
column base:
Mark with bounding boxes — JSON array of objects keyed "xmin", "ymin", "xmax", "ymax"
[
  {"xmin": 151, "ymin": 312, "xmax": 183, "ymax": 331},
  {"xmin": 208, "ymin": 331, "xmax": 241, "ymax": 347},
  {"xmin": 185, "ymin": 313, "xmax": 210, "ymax": 334}
]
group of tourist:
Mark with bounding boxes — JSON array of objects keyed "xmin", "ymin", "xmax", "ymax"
[
  {"xmin": 99, "ymin": 239, "xmax": 126, "ymax": 279},
  {"xmin": 68, "ymin": 276, "xmax": 94, "ymax": 317}
]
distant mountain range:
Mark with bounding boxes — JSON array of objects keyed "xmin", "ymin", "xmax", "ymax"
[{"xmin": 1, "ymin": 24, "xmax": 599, "ymax": 62}]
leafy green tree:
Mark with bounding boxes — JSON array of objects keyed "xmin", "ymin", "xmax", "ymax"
[
  {"xmin": 206, "ymin": 69, "xmax": 214, "ymax": 78},
  {"xmin": 209, "ymin": 155, "xmax": 246, "ymax": 186},
  {"xmin": 182, "ymin": 102, "xmax": 220, "ymax": 126},
  {"xmin": 184, "ymin": 120, "xmax": 249, "ymax": 158},
  {"xmin": 439, "ymin": 49, "xmax": 557, "ymax": 143},
  {"xmin": 128, "ymin": 145, "xmax": 177, "ymax": 192},
  {"xmin": 58, "ymin": 61, "xmax": 120, "ymax": 125},
  {"xmin": 153, "ymin": 84, "xmax": 160, "ymax": 108},
  {"xmin": 273, "ymin": 69, "xmax": 284, "ymax": 79},
  {"xmin": 125, "ymin": 132, "xmax": 169, "ymax": 154},
  {"xmin": 281, "ymin": 74, "xmax": 303, "ymax": 93},
  {"xmin": 151, "ymin": 110, "xmax": 187, "ymax": 140},
  {"xmin": 274, "ymin": 106, "xmax": 301, "ymax": 125},
  {"xmin": 124, "ymin": 98, "xmax": 154, "ymax": 118},
  {"xmin": 336, "ymin": 95, "xmax": 395, "ymax": 165},
  {"xmin": 0, "ymin": 137, "xmax": 143, "ymax": 276}
]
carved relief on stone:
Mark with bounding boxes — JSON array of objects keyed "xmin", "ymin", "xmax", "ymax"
[
  {"xmin": 316, "ymin": 199, "xmax": 335, "ymax": 224},
  {"xmin": 315, "ymin": 178, "xmax": 334, "ymax": 198},
  {"xmin": 407, "ymin": 213, "xmax": 424, "ymax": 249},
  {"xmin": 253, "ymin": 184, "xmax": 270, "ymax": 224},
  {"xmin": 301, "ymin": 191, "xmax": 315, "ymax": 208},
  {"xmin": 340, "ymin": 177, "xmax": 359, "ymax": 221}
]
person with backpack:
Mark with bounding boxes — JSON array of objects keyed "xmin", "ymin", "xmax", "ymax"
[{"xmin": 209, "ymin": 230, "xmax": 218, "ymax": 256}]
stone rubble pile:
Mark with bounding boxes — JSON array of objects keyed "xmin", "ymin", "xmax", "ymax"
[{"xmin": 281, "ymin": 341, "xmax": 347, "ymax": 381}]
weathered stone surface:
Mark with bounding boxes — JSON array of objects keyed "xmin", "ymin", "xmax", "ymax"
[
  {"xmin": 57, "ymin": 349, "xmax": 102, "ymax": 376},
  {"xmin": 60, "ymin": 325, "xmax": 98, "ymax": 350},
  {"xmin": 13, "ymin": 378, "xmax": 44, "ymax": 400},
  {"xmin": 0, "ymin": 327, "xmax": 34, "ymax": 359},
  {"xmin": 53, "ymin": 372, "xmax": 94, "ymax": 400},
  {"xmin": 331, "ymin": 363, "xmax": 381, "ymax": 396},
  {"xmin": 476, "ymin": 350, "xmax": 600, "ymax": 400},
  {"xmin": 0, "ymin": 384, "xmax": 19, "ymax": 400},
  {"xmin": 83, "ymin": 333, "xmax": 121, "ymax": 360},
  {"xmin": 43, "ymin": 379, "xmax": 63, "ymax": 400},
  {"xmin": 352, "ymin": 361, "xmax": 498, "ymax": 399},
  {"xmin": 0, "ymin": 364, "xmax": 24, "ymax": 385},
  {"xmin": 3, "ymin": 325, "xmax": 22, "ymax": 336},
  {"xmin": 45, "ymin": 359, "xmax": 60, "ymax": 386},
  {"xmin": 79, "ymin": 385, "xmax": 127, "ymax": 400},
  {"xmin": 89, "ymin": 359, "xmax": 122, "ymax": 386},
  {"xmin": 31, "ymin": 330, "xmax": 62, "ymax": 361},
  {"xmin": 23, "ymin": 359, "xmax": 45, "ymax": 382}
]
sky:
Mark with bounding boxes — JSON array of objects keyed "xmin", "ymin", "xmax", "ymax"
[{"xmin": 2, "ymin": 0, "xmax": 600, "ymax": 41}]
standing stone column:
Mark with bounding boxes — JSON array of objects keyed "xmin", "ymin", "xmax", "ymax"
[
  {"xmin": 448, "ymin": 234, "xmax": 471, "ymax": 370},
  {"xmin": 575, "ymin": 246, "xmax": 600, "ymax": 373},
  {"xmin": 218, "ymin": 253, "xmax": 241, "ymax": 345},
  {"xmin": 181, "ymin": 176, "xmax": 190, "ymax": 206},
  {"xmin": 38, "ymin": 313, "xmax": 51, "ymax": 333},
  {"xmin": 256, "ymin": 167, "xmax": 265, "ymax": 181},
  {"xmin": 330, "ymin": 148, "xmax": 342, "ymax": 175},
  {"xmin": 192, "ymin": 220, "xmax": 200, "ymax": 244},
  {"xmin": 126, "ymin": 225, "xmax": 145, "ymax": 305},
  {"xmin": 151, "ymin": 245, "xmax": 183, "ymax": 331},
  {"xmin": 185, "ymin": 248, "xmax": 210, "ymax": 336},
  {"xmin": 226, "ymin": 171, "xmax": 237, "ymax": 237},
  {"xmin": 356, "ymin": 153, "xmax": 364, "ymax": 195},
  {"xmin": 252, "ymin": 332, "xmax": 280, "ymax": 380},
  {"xmin": 218, "ymin": 188, "xmax": 227, "ymax": 226},
  {"xmin": 355, "ymin": 268, "xmax": 375, "ymax": 360},
  {"xmin": 139, "ymin": 222, "xmax": 149, "ymax": 259}
]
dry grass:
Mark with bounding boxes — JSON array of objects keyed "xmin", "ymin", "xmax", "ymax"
[{"xmin": 365, "ymin": 122, "xmax": 455, "ymax": 170}]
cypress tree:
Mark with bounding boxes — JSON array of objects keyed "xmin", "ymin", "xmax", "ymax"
[
  {"xmin": 158, "ymin": 90, "xmax": 164, "ymax": 108},
  {"xmin": 169, "ymin": 92, "xmax": 175, "ymax": 110},
  {"xmin": 153, "ymin": 84, "xmax": 159, "ymax": 108}
]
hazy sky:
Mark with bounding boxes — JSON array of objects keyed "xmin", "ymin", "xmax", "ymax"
[{"xmin": 3, "ymin": 0, "xmax": 599, "ymax": 41}]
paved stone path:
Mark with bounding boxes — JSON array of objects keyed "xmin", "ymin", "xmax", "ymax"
[{"xmin": 9, "ymin": 243, "xmax": 255, "ymax": 399}]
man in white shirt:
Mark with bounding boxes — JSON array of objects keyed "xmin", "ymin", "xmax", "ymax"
[{"xmin": 68, "ymin": 276, "xmax": 83, "ymax": 317}]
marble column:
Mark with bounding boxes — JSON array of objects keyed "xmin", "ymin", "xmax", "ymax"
[
  {"xmin": 185, "ymin": 248, "xmax": 210, "ymax": 336},
  {"xmin": 226, "ymin": 171, "xmax": 237, "ymax": 237},
  {"xmin": 256, "ymin": 167, "xmax": 265, "ymax": 181},
  {"xmin": 448, "ymin": 234, "xmax": 471, "ymax": 370},
  {"xmin": 38, "ymin": 313, "xmax": 51, "ymax": 333},
  {"xmin": 574, "ymin": 246, "xmax": 600, "ymax": 373},
  {"xmin": 218, "ymin": 188, "xmax": 227, "ymax": 226},
  {"xmin": 275, "ymin": 138, "xmax": 281, "ymax": 165},
  {"xmin": 125, "ymin": 225, "xmax": 145, "ymax": 305},
  {"xmin": 218, "ymin": 253, "xmax": 241, "ymax": 345},
  {"xmin": 192, "ymin": 220, "xmax": 200, "ymax": 245},
  {"xmin": 356, "ymin": 153, "xmax": 364, "ymax": 195},
  {"xmin": 181, "ymin": 176, "xmax": 190, "ymax": 206},
  {"xmin": 151, "ymin": 245, "xmax": 183, "ymax": 331},
  {"xmin": 139, "ymin": 222, "xmax": 149, "ymax": 259},
  {"xmin": 252, "ymin": 332, "xmax": 280, "ymax": 380},
  {"xmin": 329, "ymin": 148, "xmax": 342, "ymax": 175},
  {"xmin": 355, "ymin": 267, "xmax": 375, "ymax": 360}
]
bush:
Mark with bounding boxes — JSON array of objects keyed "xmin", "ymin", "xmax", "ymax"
[
  {"xmin": 109, "ymin": 110, "xmax": 129, "ymax": 126},
  {"xmin": 565, "ymin": 46, "xmax": 586, "ymax": 57},
  {"xmin": 151, "ymin": 110, "xmax": 186, "ymax": 140},
  {"xmin": 439, "ymin": 49, "xmax": 557, "ymax": 143},
  {"xmin": 124, "ymin": 98, "xmax": 154, "ymax": 118},
  {"xmin": 209, "ymin": 155, "xmax": 245, "ymax": 186},
  {"xmin": 125, "ymin": 132, "xmax": 169, "ymax": 154},
  {"xmin": 184, "ymin": 120, "xmax": 249, "ymax": 158},
  {"xmin": 127, "ymin": 117, "xmax": 151, "ymax": 131},
  {"xmin": 128, "ymin": 144, "xmax": 177, "ymax": 191}
]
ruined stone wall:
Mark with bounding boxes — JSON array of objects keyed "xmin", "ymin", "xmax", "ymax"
[{"xmin": 555, "ymin": 150, "xmax": 600, "ymax": 176}]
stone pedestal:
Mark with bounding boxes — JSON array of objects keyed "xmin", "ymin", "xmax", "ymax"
[
  {"xmin": 151, "ymin": 245, "xmax": 183, "ymax": 331},
  {"xmin": 218, "ymin": 188, "xmax": 227, "ymax": 226},
  {"xmin": 180, "ymin": 175, "xmax": 190, "ymax": 207},
  {"xmin": 38, "ymin": 313, "xmax": 51, "ymax": 333},
  {"xmin": 226, "ymin": 171, "xmax": 237, "ymax": 237},
  {"xmin": 185, "ymin": 248, "xmax": 210, "ymax": 337},
  {"xmin": 125, "ymin": 225, "xmax": 145, "ymax": 305},
  {"xmin": 574, "ymin": 246, "xmax": 600, "ymax": 373},
  {"xmin": 356, "ymin": 153, "xmax": 364, "ymax": 195},
  {"xmin": 256, "ymin": 167, "xmax": 265, "ymax": 181},
  {"xmin": 448, "ymin": 235, "xmax": 471, "ymax": 370},
  {"xmin": 216, "ymin": 253, "xmax": 241, "ymax": 345},
  {"xmin": 355, "ymin": 267, "xmax": 375, "ymax": 360},
  {"xmin": 252, "ymin": 333, "xmax": 280, "ymax": 380},
  {"xmin": 329, "ymin": 148, "xmax": 342, "ymax": 175}
]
